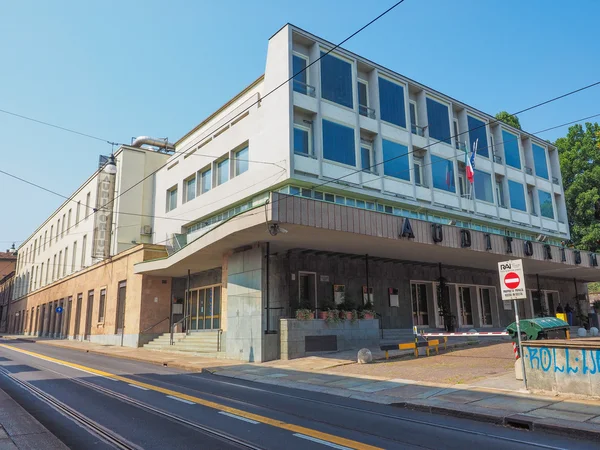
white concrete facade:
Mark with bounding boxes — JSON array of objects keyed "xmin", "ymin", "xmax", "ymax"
[
  {"xmin": 13, "ymin": 146, "xmax": 169, "ymax": 300},
  {"xmin": 151, "ymin": 24, "xmax": 570, "ymax": 255}
]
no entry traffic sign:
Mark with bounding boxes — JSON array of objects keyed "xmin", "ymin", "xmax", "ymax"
[{"xmin": 498, "ymin": 259, "xmax": 526, "ymax": 300}]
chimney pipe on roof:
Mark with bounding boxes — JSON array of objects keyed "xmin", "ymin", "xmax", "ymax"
[{"xmin": 131, "ymin": 136, "xmax": 175, "ymax": 151}]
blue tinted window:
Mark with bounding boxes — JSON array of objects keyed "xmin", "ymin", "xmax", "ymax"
[
  {"xmin": 508, "ymin": 180, "xmax": 526, "ymax": 211},
  {"xmin": 322, "ymin": 119, "xmax": 355, "ymax": 166},
  {"xmin": 378, "ymin": 78, "xmax": 406, "ymax": 128},
  {"xmin": 292, "ymin": 55, "xmax": 308, "ymax": 94},
  {"xmin": 294, "ymin": 126, "xmax": 310, "ymax": 155},
  {"xmin": 502, "ymin": 130, "xmax": 521, "ymax": 169},
  {"xmin": 431, "ymin": 155, "xmax": 455, "ymax": 192},
  {"xmin": 382, "ymin": 140, "xmax": 409, "ymax": 181},
  {"xmin": 426, "ymin": 98, "xmax": 451, "ymax": 144},
  {"xmin": 201, "ymin": 169, "xmax": 211, "ymax": 193},
  {"xmin": 474, "ymin": 170, "xmax": 493, "ymax": 203},
  {"xmin": 217, "ymin": 159, "xmax": 229, "ymax": 185},
  {"xmin": 320, "ymin": 52, "xmax": 353, "ymax": 108},
  {"xmin": 361, "ymin": 146, "xmax": 371, "ymax": 172},
  {"xmin": 532, "ymin": 143, "xmax": 549, "ymax": 179},
  {"xmin": 467, "ymin": 116, "xmax": 489, "ymax": 157},
  {"xmin": 235, "ymin": 146, "xmax": 248, "ymax": 176},
  {"xmin": 538, "ymin": 190, "xmax": 554, "ymax": 218}
]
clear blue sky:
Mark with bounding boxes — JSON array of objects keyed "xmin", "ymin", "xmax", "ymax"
[{"xmin": 1, "ymin": 0, "xmax": 599, "ymax": 247}]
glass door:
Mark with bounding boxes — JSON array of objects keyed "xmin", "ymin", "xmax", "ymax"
[
  {"xmin": 186, "ymin": 286, "xmax": 221, "ymax": 331},
  {"xmin": 458, "ymin": 286, "xmax": 473, "ymax": 327},
  {"xmin": 478, "ymin": 288, "xmax": 493, "ymax": 326},
  {"xmin": 411, "ymin": 283, "xmax": 429, "ymax": 326}
]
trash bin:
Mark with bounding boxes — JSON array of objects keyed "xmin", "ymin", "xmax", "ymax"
[
  {"xmin": 555, "ymin": 312, "xmax": 567, "ymax": 322},
  {"xmin": 506, "ymin": 317, "xmax": 569, "ymax": 341}
]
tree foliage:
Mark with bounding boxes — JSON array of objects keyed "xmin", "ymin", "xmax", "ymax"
[
  {"xmin": 555, "ymin": 123, "xmax": 600, "ymax": 252},
  {"xmin": 495, "ymin": 111, "xmax": 521, "ymax": 130}
]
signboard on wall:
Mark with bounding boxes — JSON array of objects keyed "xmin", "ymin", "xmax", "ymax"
[
  {"xmin": 388, "ymin": 287, "xmax": 399, "ymax": 307},
  {"xmin": 333, "ymin": 285, "xmax": 345, "ymax": 305},
  {"xmin": 92, "ymin": 163, "xmax": 117, "ymax": 260},
  {"xmin": 362, "ymin": 286, "xmax": 373, "ymax": 305}
]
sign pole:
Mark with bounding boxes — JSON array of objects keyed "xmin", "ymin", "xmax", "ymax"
[{"xmin": 513, "ymin": 299, "xmax": 528, "ymax": 390}]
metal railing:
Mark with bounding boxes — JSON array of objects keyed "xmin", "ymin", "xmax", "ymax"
[
  {"xmin": 141, "ymin": 316, "xmax": 170, "ymax": 334},
  {"xmin": 525, "ymin": 166, "xmax": 533, "ymax": 175},
  {"xmin": 170, "ymin": 314, "xmax": 190, "ymax": 345},
  {"xmin": 359, "ymin": 104, "xmax": 376, "ymax": 119},
  {"xmin": 412, "ymin": 124, "xmax": 426, "ymax": 137},
  {"xmin": 552, "ymin": 176, "xmax": 560, "ymax": 185},
  {"xmin": 415, "ymin": 181, "xmax": 429, "ymax": 188},
  {"xmin": 293, "ymin": 80, "xmax": 316, "ymax": 97},
  {"xmin": 493, "ymin": 155, "xmax": 503, "ymax": 164}
]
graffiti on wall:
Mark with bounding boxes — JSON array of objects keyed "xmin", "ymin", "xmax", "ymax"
[{"xmin": 526, "ymin": 346, "xmax": 600, "ymax": 375}]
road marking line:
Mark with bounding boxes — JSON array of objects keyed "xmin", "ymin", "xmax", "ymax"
[
  {"xmin": 167, "ymin": 395, "xmax": 195, "ymax": 405},
  {"xmin": 294, "ymin": 433, "xmax": 352, "ymax": 449},
  {"xmin": 0, "ymin": 344, "xmax": 381, "ymax": 450},
  {"xmin": 219, "ymin": 411, "xmax": 259, "ymax": 424},
  {"xmin": 129, "ymin": 384, "xmax": 149, "ymax": 391}
]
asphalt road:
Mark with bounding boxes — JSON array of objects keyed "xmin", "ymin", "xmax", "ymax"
[{"xmin": 0, "ymin": 340, "xmax": 595, "ymax": 450}]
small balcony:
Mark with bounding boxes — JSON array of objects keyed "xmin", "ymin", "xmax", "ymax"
[
  {"xmin": 493, "ymin": 154, "xmax": 503, "ymax": 164},
  {"xmin": 293, "ymin": 80, "xmax": 316, "ymax": 97},
  {"xmin": 411, "ymin": 124, "xmax": 426, "ymax": 137},
  {"xmin": 552, "ymin": 176, "xmax": 560, "ymax": 185},
  {"xmin": 525, "ymin": 166, "xmax": 533, "ymax": 175},
  {"xmin": 359, "ymin": 104, "xmax": 376, "ymax": 119}
]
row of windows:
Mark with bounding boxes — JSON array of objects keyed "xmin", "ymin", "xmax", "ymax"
[
  {"xmin": 166, "ymin": 146, "xmax": 249, "ymax": 212},
  {"xmin": 293, "ymin": 52, "xmax": 552, "ymax": 179},
  {"xmin": 18, "ymin": 192, "xmax": 92, "ymax": 273},
  {"xmin": 277, "ymin": 184, "xmax": 563, "ymax": 244}
]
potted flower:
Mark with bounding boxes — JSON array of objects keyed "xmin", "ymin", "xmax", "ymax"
[
  {"xmin": 295, "ymin": 308, "xmax": 314, "ymax": 320},
  {"xmin": 325, "ymin": 308, "xmax": 341, "ymax": 324},
  {"xmin": 317, "ymin": 297, "xmax": 333, "ymax": 320},
  {"xmin": 339, "ymin": 295, "xmax": 356, "ymax": 321},
  {"xmin": 360, "ymin": 300, "xmax": 375, "ymax": 319}
]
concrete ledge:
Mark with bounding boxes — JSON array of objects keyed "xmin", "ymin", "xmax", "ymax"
[{"xmin": 392, "ymin": 399, "xmax": 506, "ymax": 425}]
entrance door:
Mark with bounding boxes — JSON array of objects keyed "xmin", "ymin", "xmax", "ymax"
[
  {"xmin": 64, "ymin": 297, "xmax": 72, "ymax": 338},
  {"xmin": 116, "ymin": 281, "xmax": 127, "ymax": 335},
  {"xmin": 433, "ymin": 283, "xmax": 452, "ymax": 329},
  {"xmin": 530, "ymin": 290, "xmax": 544, "ymax": 317},
  {"xmin": 546, "ymin": 291, "xmax": 559, "ymax": 316},
  {"xmin": 186, "ymin": 286, "xmax": 222, "ymax": 331},
  {"xmin": 84, "ymin": 291, "xmax": 94, "ymax": 340},
  {"xmin": 74, "ymin": 294, "xmax": 82, "ymax": 338},
  {"xmin": 40, "ymin": 305, "xmax": 46, "ymax": 336},
  {"xmin": 298, "ymin": 272, "xmax": 317, "ymax": 309},
  {"xmin": 478, "ymin": 288, "xmax": 494, "ymax": 326},
  {"xmin": 411, "ymin": 283, "xmax": 429, "ymax": 326},
  {"xmin": 34, "ymin": 307, "xmax": 40, "ymax": 336},
  {"xmin": 458, "ymin": 286, "xmax": 473, "ymax": 327}
]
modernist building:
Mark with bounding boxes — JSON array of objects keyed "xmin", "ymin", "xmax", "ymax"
[
  {"xmin": 134, "ymin": 24, "xmax": 600, "ymax": 362},
  {"xmin": 10, "ymin": 142, "xmax": 173, "ymax": 345}
]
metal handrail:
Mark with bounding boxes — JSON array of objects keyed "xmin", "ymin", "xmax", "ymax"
[
  {"xmin": 170, "ymin": 314, "xmax": 190, "ymax": 345},
  {"xmin": 359, "ymin": 104, "xmax": 376, "ymax": 119},
  {"xmin": 292, "ymin": 80, "xmax": 316, "ymax": 97},
  {"xmin": 141, "ymin": 316, "xmax": 169, "ymax": 334}
]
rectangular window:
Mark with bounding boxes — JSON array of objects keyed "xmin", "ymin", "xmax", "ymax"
[
  {"xmin": 322, "ymin": 119, "xmax": 356, "ymax": 166},
  {"xmin": 426, "ymin": 98, "xmax": 451, "ymax": 144},
  {"xmin": 360, "ymin": 142, "xmax": 373, "ymax": 173},
  {"xmin": 474, "ymin": 170, "xmax": 494, "ymax": 203},
  {"xmin": 508, "ymin": 180, "xmax": 527, "ymax": 211},
  {"xmin": 528, "ymin": 189, "xmax": 536, "ymax": 215},
  {"xmin": 414, "ymin": 157, "xmax": 424, "ymax": 186},
  {"xmin": 409, "ymin": 101, "xmax": 419, "ymax": 135},
  {"xmin": 56, "ymin": 220, "xmax": 60, "ymax": 242},
  {"xmin": 166, "ymin": 186, "xmax": 178, "ymax": 212},
  {"xmin": 72, "ymin": 241, "xmax": 77, "ymax": 273},
  {"xmin": 81, "ymin": 235, "xmax": 87, "ymax": 268},
  {"xmin": 76, "ymin": 201, "xmax": 81, "ymax": 225},
  {"xmin": 234, "ymin": 146, "xmax": 249, "ymax": 176},
  {"xmin": 378, "ymin": 77, "xmax": 406, "ymax": 128},
  {"xmin": 496, "ymin": 180, "xmax": 505, "ymax": 207},
  {"xmin": 58, "ymin": 251, "xmax": 62, "ymax": 279},
  {"xmin": 200, "ymin": 168, "xmax": 212, "ymax": 194},
  {"xmin": 40, "ymin": 263, "xmax": 44, "ymax": 287},
  {"xmin": 320, "ymin": 52, "xmax": 353, "ymax": 109},
  {"xmin": 467, "ymin": 115, "xmax": 489, "ymax": 158},
  {"xmin": 63, "ymin": 247, "xmax": 68, "ymax": 276},
  {"xmin": 62, "ymin": 214, "xmax": 66, "ymax": 237},
  {"xmin": 502, "ymin": 130, "xmax": 521, "ymax": 169},
  {"xmin": 431, "ymin": 155, "xmax": 455, "ymax": 192},
  {"xmin": 44, "ymin": 231, "xmax": 47, "ymax": 250},
  {"xmin": 453, "ymin": 120, "xmax": 462, "ymax": 149},
  {"xmin": 67, "ymin": 209, "xmax": 72, "ymax": 232},
  {"xmin": 532, "ymin": 143, "xmax": 549, "ymax": 179},
  {"xmin": 293, "ymin": 125, "xmax": 311, "ymax": 156},
  {"xmin": 217, "ymin": 158, "xmax": 229, "ymax": 185},
  {"xmin": 45, "ymin": 259, "xmax": 50, "ymax": 285},
  {"xmin": 85, "ymin": 192, "xmax": 91, "ymax": 219},
  {"xmin": 382, "ymin": 140, "xmax": 410, "ymax": 181},
  {"xmin": 292, "ymin": 54, "xmax": 308, "ymax": 94},
  {"xmin": 538, "ymin": 190, "xmax": 554, "ymax": 218},
  {"xmin": 98, "ymin": 288, "xmax": 106, "ymax": 322},
  {"xmin": 357, "ymin": 80, "xmax": 369, "ymax": 116},
  {"xmin": 184, "ymin": 175, "xmax": 196, "ymax": 203}
]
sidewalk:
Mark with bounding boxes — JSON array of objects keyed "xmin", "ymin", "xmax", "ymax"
[
  {"xmin": 0, "ymin": 386, "xmax": 67, "ymax": 449},
  {"xmin": 3, "ymin": 335, "xmax": 600, "ymax": 440}
]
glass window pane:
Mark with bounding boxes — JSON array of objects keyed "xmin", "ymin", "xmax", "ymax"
[
  {"xmin": 474, "ymin": 170, "xmax": 493, "ymax": 203},
  {"xmin": 378, "ymin": 78, "xmax": 406, "ymax": 128},
  {"xmin": 322, "ymin": 119, "xmax": 356, "ymax": 166},
  {"xmin": 538, "ymin": 190, "xmax": 554, "ymax": 218},
  {"xmin": 168, "ymin": 188, "xmax": 177, "ymax": 210},
  {"xmin": 292, "ymin": 55, "xmax": 307, "ymax": 94},
  {"xmin": 361, "ymin": 146, "xmax": 371, "ymax": 171},
  {"xmin": 426, "ymin": 98, "xmax": 451, "ymax": 144},
  {"xmin": 235, "ymin": 146, "xmax": 249, "ymax": 176},
  {"xmin": 382, "ymin": 140, "xmax": 410, "ymax": 181},
  {"xmin": 502, "ymin": 130, "xmax": 521, "ymax": 169},
  {"xmin": 294, "ymin": 127, "xmax": 309, "ymax": 155},
  {"xmin": 213, "ymin": 287, "xmax": 220, "ymax": 329},
  {"xmin": 324, "ymin": 193, "xmax": 335, "ymax": 203},
  {"xmin": 467, "ymin": 115, "xmax": 489, "ymax": 158},
  {"xmin": 186, "ymin": 178, "xmax": 196, "ymax": 202},
  {"xmin": 358, "ymin": 81, "xmax": 367, "ymax": 107},
  {"xmin": 508, "ymin": 180, "xmax": 526, "ymax": 211},
  {"xmin": 532, "ymin": 143, "xmax": 549, "ymax": 179},
  {"xmin": 217, "ymin": 159, "xmax": 229, "ymax": 185},
  {"xmin": 313, "ymin": 191, "xmax": 323, "ymax": 200},
  {"xmin": 320, "ymin": 52, "xmax": 353, "ymax": 108},
  {"xmin": 431, "ymin": 155, "xmax": 455, "ymax": 192},
  {"xmin": 201, "ymin": 169, "xmax": 212, "ymax": 193}
]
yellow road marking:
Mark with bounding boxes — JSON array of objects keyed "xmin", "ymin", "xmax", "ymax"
[{"xmin": 0, "ymin": 344, "xmax": 381, "ymax": 450}]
